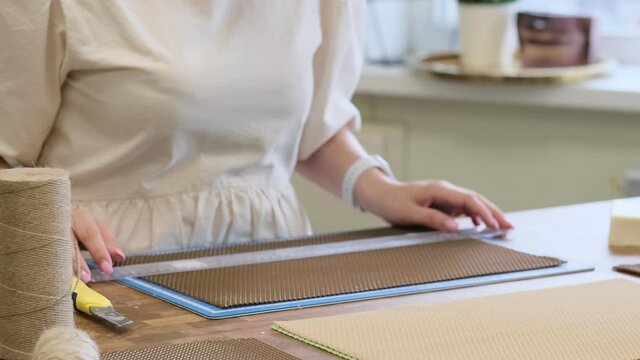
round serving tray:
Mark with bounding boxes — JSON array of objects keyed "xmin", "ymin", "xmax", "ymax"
[{"xmin": 409, "ymin": 52, "xmax": 615, "ymax": 84}]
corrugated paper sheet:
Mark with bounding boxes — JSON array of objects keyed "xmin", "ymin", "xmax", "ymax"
[
  {"xmin": 119, "ymin": 228, "xmax": 562, "ymax": 308},
  {"xmin": 101, "ymin": 338, "xmax": 297, "ymax": 360},
  {"xmin": 274, "ymin": 280, "xmax": 640, "ymax": 360}
]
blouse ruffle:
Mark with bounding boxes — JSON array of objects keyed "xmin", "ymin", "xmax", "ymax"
[{"xmin": 74, "ymin": 184, "xmax": 311, "ymax": 254}]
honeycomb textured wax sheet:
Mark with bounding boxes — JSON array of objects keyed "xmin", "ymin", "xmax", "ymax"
[
  {"xmin": 101, "ymin": 338, "xmax": 298, "ymax": 360},
  {"xmin": 274, "ymin": 280, "xmax": 640, "ymax": 360},
  {"xmin": 118, "ymin": 228, "xmax": 562, "ymax": 308}
]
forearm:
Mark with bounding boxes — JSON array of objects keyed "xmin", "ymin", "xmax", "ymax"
[
  {"xmin": 296, "ymin": 126, "xmax": 378, "ymax": 198},
  {"xmin": 295, "ymin": 126, "xmax": 511, "ymax": 230}
]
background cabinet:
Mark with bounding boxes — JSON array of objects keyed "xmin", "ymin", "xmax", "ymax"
[{"xmin": 294, "ymin": 95, "xmax": 640, "ymax": 233}]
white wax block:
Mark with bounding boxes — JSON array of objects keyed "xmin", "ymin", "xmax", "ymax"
[{"xmin": 609, "ymin": 198, "xmax": 640, "ymax": 247}]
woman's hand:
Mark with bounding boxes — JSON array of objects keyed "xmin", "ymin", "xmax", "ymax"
[
  {"xmin": 355, "ymin": 169, "xmax": 513, "ymax": 232},
  {"xmin": 72, "ymin": 208, "xmax": 125, "ymax": 282},
  {"xmin": 295, "ymin": 127, "xmax": 512, "ymax": 231}
]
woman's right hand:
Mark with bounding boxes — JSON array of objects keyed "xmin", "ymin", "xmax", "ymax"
[{"xmin": 72, "ymin": 208, "xmax": 125, "ymax": 282}]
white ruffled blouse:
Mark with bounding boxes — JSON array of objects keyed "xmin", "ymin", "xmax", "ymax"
[{"xmin": 0, "ymin": 0, "xmax": 364, "ymax": 253}]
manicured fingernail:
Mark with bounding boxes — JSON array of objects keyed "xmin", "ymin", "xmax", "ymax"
[
  {"xmin": 115, "ymin": 249, "xmax": 126, "ymax": 261},
  {"xmin": 444, "ymin": 219, "xmax": 458, "ymax": 232},
  {"xmin": 100, "ymin": 260, "xmax": 113, "ymax": 274},
  {"xmin": 80, "ymin": 270, "xmax": 91, "ymax": 283}
]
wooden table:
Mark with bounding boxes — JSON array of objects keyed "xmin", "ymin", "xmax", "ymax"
[{"xmin": 78, "ymin": 198, "xmax": 640, "ymax": 358}]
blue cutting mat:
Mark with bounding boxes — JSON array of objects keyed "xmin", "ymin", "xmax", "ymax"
[
  {"xmin": 114, "ymin": 239, "xmax": 594, "ymax": 319},
  {"xmin": 118, "ymin": 261, "xmax": 592, "ymax": 319}
]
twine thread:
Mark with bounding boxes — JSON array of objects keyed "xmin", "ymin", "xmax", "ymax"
[
  {"xmin": 0, "ymin": 168, "xmax": 79, "ymax": 360},
  {"xmin": 32, "ymin": 327, "xmax": 99, "ymax": 360}
]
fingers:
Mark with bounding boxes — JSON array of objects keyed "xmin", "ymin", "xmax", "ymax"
[
  {"xmin": 420, "ymin": 181, "xmax": 513, "ymax": 230},
  {"xmin": 72, "ymin": 209, "xmax": 113, "ymax": 275},
  {"xmin": 96, "ymin": 220, "xmax": 125, "ymax": 262},
  {"xmin": 378, "ymin": 180, "xmax": 513, "ymax": 231},
  {"xmin": 464, "ymin": 196, "xmax": 499, "ymax": 229},
  {"xmin": 78, "ymin": 252, "xmax": 92, "ymax": 283},
  {"xmin": 431, "ymin": 185, "xmax": 499, "ymax": 229},
  {"xmin": 71, "ymin": 232, "xmax": 93, "ymax": 282},
  {"xmin": 408, "ymin": 205, "xmax": 459, "ymax": 232},
  {"xmin": 477, "ymin": 195, "xmax": 514, "ymax": 229}
]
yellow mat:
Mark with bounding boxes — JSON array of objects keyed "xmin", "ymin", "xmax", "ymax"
[{"xmin": 273, "ymin": 279, "xmax": 640, "ymax": 360}]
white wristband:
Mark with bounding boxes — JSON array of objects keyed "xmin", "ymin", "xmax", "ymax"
[{"xmin": 341, "ymin": 154, "xmax": 395, "ymax": 210}]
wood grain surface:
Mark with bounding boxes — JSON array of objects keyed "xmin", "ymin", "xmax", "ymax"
[{"xmin": 77, "ymin": 198, "xmax": 640, "ymax": 359}]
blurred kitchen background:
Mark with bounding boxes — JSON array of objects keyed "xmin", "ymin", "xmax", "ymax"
[{"xmin": 295, "ymin": 0, "xmax": 640, "ymax": 232}]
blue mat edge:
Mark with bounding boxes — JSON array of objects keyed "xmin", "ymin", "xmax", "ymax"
[
  {"xmin": 108, "ymin": 237, "xmax": 595, "ymax": 319},
  {"xmin": 117, "ymin": 261, "xmax": 594, "ymax": 319}
]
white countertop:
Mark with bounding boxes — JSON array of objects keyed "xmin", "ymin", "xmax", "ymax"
[{"xmin": 356, "ymin": 64, "xmax": 640, "ymax": 114}]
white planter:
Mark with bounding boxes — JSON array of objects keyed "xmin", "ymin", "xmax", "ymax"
[{"xmin": 458, "ymin": 2, "xmax": 518, "ymax": 73}]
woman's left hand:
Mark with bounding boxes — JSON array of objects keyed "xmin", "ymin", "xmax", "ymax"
[{"xmin": 355, "ymin": 169, "xmax": 513, "ymax": 232}]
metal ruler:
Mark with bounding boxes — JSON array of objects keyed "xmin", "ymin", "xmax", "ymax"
[{"xmin": 91, "ymin": 228, "xmax": 506, "ymax": 282}]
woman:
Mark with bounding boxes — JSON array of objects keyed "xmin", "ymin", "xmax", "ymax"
[{"xmin": 0, "ymin": 1, "xmax": 511, "ymax": 282}]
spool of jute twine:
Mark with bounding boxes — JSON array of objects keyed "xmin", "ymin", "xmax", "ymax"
[
  {"xmin": 0, "ymin": 168, "xmax": 98, "ymax": 360},
  {"xmin": 32, "ymin": 327, "xmax": 99, "ymax": 360}
]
